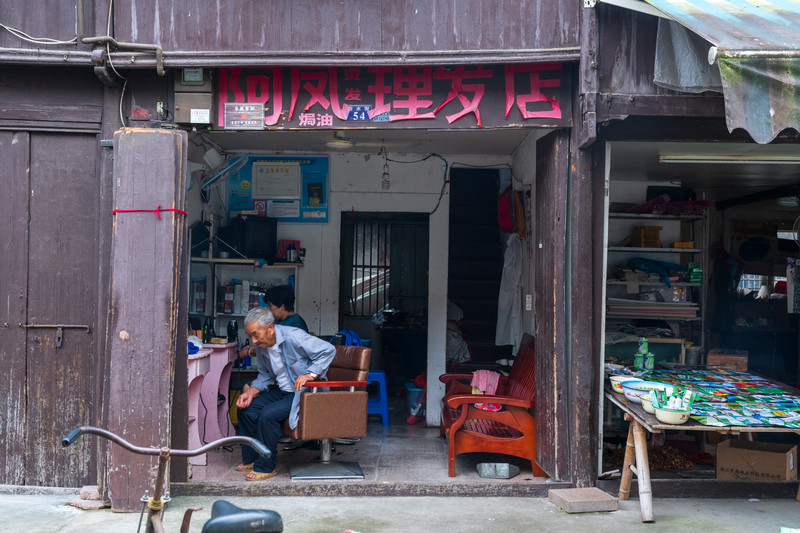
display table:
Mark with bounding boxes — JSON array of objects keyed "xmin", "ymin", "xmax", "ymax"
[
  {"xmin": 198, "ymin": 342, "xmax": 238, "ymax": 445},
  {"xmin": 187, "ymin": 348, "xmax": 211, "ymax": 465},
  {"xmin": 605, "ymin": 381, "xmax": 800, "ymax": 523}
]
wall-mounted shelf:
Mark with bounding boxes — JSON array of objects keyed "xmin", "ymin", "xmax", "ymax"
[
  {"xmin": 608, "ymin": 213, "xmax": 703, "ymax": 221},
  {"xmin": 191, "ymin": 256, "xmax": 302, "ymax": 267},
  {"xmin": 606, "ymin": 281, "xmax": 702, "ymax": 287},
  {"xmin": 189, "ymin": 257, "xmax": 300, "ymax": 339},
  {"xmin": 604, "ymin": 209, "xmax": 708, "ymax": 349},
  {"xmin": 607, "ymin": 247, "xmax": 702, "ymax": 254}
]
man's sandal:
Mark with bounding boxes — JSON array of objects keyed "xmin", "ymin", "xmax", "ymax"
[
  {"xmin": 235, "ymin": 462, "xmax": 254, "ymax": 472},
  {"xmin": 246, "ymin": 470, "xmax": 277, "ymax": 481}
]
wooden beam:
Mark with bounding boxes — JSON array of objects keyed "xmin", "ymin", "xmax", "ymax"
[
  {"xmin": 535, "ymin": 130, "xmax": 571, "ymax": 481},
  {"xmin": 107, "ymin": 128, "xmax": 187, "ymax": 511},
  {"xmin": 716, "ymin": 183, "xmax": 800, "ymax": 210},
  {"xmin": 596, "ymin": 93, "xmax": 725, "ymax": 121}
]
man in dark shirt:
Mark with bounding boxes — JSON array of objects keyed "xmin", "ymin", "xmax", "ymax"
[{"xmin": 264, "ymin": 284, "xmax": 308, "ymax": 332}]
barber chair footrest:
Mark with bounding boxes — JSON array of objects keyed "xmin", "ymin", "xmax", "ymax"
[{"xmin": 290, "ymin": 461, "xmax": 364, "ymax": 480}]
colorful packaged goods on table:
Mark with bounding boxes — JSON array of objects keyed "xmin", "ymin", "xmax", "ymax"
[{"xmin": 640, "ymin": 369, "xmax": 800, "ymax": 428}]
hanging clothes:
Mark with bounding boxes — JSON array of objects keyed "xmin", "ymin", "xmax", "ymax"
[
  {"xmin": 446, "ymin": 299, "xmax": 471, "ymax": 364},
  {"xmin": 496, "ymin": 233, "xmax": 523, "ymax": 347}
]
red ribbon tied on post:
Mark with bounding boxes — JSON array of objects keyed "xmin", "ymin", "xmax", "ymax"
[{"xmin": 111, "ymin": 205, "xmax": 188, "ymax": 219}]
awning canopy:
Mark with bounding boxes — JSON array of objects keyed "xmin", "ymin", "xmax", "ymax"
[{"xmin": 640, "ymin": 0, "xmax": 800, "ymax": 143}]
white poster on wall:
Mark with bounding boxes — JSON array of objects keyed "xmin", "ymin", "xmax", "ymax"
[
  {"xmin": 252, "ymin": 161, "xmax": 301, "ymax": 199},
  {"xmin": 267, "ymin": 199, "xmax": 301, "ymax": 218}
]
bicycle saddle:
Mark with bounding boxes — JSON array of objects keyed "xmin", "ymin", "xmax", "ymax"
[{"xmin": 201, "ymin": 500, "xmax": 283, "ymax": 533}]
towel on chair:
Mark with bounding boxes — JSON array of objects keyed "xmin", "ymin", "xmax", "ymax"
[{"xmin": 471, "ymin": 369, "xmax": 500, "ymax": 395}]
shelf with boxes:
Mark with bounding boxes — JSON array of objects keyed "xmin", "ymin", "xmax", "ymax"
[
  {"xmin": 189, "ymin": 257, "xmax": 300, "ymax": 339},
  {"xmin": 605, "ymin": 212, "xmax": 708, "ymax": 349}
]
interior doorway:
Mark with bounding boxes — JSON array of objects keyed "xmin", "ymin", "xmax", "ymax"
[
  {"xmin": 447, "ymin": 168, "xmax": 512, "ymax": 366},
  {"xmin": 339, "ymin": 212, "xmax": 429, "ymax": 387}
]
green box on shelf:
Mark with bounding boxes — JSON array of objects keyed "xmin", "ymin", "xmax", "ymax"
[{"xmin": 604, "ymin": 337, "xmax": 686, "ymax": 364}]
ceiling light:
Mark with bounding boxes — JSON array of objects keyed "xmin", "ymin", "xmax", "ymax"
[
  {"xmin": 659, "ymin": 155, "xmax": 800, "ymax": 164},
  {"xmin": 325, "ymin": 131, "xmax": 354, "ymax": 149}
]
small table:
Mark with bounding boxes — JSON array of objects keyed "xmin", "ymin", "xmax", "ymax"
[{"xmin": 605, "ymin": 385, "xmax": 800, "ymax": 522}]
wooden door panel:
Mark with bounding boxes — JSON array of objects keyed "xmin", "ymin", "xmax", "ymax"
[
  {"xmin": 25, "ymin": 133, "xmax": 99, "ymax": 486},
  {"xmin": 0, "ymin": 131, "xmax": 30, "ymax": 485}
]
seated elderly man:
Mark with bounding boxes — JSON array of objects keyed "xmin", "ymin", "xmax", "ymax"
[{"xmin": 235, "ymin": 307, "xmax": 335, "ymax": 481}]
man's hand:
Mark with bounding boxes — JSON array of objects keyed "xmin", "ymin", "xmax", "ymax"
[
  {"xmin": 294, "ymin": 373, "xmax": 318, "ymax": 391},
  {"xmin": 239, "ymin": 345, "xmax": 256, "ymax": 359},
  {"xmin": 236, "ymin": 387, "xmax": 258, "ymax": 409},
  {"xmin": 236, "ymin": 392, "xmax": 252, "ymax": 409}
]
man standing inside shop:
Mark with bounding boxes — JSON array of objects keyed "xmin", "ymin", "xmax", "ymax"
[{"xmin": 235, "ymin": 306, "xmax": 335, "ymax": 480}]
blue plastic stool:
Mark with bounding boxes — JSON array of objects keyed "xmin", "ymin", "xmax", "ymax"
[{"xmin": 367, "ymin": 370, "xmax": 390, "ymax": 426}]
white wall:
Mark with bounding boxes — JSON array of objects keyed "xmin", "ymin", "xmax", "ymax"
[{"xmin": 510, "ymin": 131, "xmax": 542, "ymax": 343}]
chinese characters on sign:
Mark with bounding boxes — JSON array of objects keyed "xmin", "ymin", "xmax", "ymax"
[{"xmin": 217, "ymin": 64, "xmax": 570, "ymax": 130}]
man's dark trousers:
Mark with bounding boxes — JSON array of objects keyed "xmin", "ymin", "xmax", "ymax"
[{"xmin": 238, "ymin": 388, "xmax": 294, "ymax": 473}]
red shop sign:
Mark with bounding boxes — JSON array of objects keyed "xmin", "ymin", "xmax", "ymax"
[{"xmin": 216, "ymin": 64, "xmax": 572, "ymax": 130}]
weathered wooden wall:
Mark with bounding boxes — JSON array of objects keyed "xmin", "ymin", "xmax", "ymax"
[
  {"xmin": 0, "ymin": 67, "xmax": 110, "ymax": 488},
  {"xmin": 26, "ymin": 132, "xmax": 101, "ymax": 487},
  {"xmin": 0, "ymin": 130, "xmax": 102, "ymax": 486},
  {"xmin": 594, "ymin": 4, "xmax": 724, "ymax": 122},
  {"xmin": 0, "ymin": 67, "xmax": 102, "ymax": 130},
  {"xmin": 0, "ymin": 131, "xmax": 30, "ymax": 485},
  {"xmin": 534, "ymin": 129, "xmax": 570, "ymax": 480},
  {"xmin": 0, "ymin": 1, "xmax": 580, "ymax": 55},
  {"xmin": 119, "ymin": 0, "xmax": 580, "ymax": 53}
]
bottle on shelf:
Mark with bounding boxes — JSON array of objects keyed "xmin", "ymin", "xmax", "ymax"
[
  {"xmin": 202, "ymin": 317, "xmax": 211, "ymax": 344},
  {"xmin": 227, "ymin": 319, "xmax": 239, "ymax": 343},
  {"xmin": 286, "ymin": 243, "xmax": 297, "ymax": 263}
]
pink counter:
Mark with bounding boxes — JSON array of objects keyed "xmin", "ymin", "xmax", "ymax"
[
  {"xmin": 187, "ymin": 348, "xmax": 211, "ymax": 465},
  {"xmin": 199, "ymin": 342, "xmax": 238, "ymax": 441}
]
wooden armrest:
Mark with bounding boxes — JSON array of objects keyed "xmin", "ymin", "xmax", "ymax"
[
  {"xmin": 439, "ymin": 373, "xmax": 474, "ymax": 384},
  {"xmin": 304, "ymin": 380, "xmax": 367, "ymax": 389},
  {"xmin": 446, "ymin": 393, "xmax": 533, "ymax": 410}
]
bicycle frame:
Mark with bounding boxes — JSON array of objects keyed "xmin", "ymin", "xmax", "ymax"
[{"xmin": 62, "ymin": 426, "xmax": 271, "ymax": 533}]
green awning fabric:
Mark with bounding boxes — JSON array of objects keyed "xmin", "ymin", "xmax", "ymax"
[{"xmin": 644, "ymin": 0, "xmax": 800, "ymax": 143}]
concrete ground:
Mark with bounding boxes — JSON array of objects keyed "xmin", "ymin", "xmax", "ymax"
[{"xmin": 2, "ymin": 491, "xmax": 799, "ymax": 533}]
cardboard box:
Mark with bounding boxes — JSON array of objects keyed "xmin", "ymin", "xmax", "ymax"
[
  {"xmin": 716, "ymin": 439, "xmax": 797, "ymax": 481},
  {"xmin": 707, "ymin": 348, "xmax": 748, "ymax": 371}
]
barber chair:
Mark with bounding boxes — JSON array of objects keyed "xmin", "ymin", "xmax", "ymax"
[{"xmin": 283, "ymin": 344, "xmax": 371, "ymax": 479}]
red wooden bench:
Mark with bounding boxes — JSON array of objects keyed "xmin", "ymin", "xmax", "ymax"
[{"xmin": 439, "ymin": 333, "xmax": 547, "ymax": 477}]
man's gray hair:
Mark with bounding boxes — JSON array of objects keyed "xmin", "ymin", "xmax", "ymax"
[{"xmin": 244, "ymin": 307, "xmax": 275, "ymax": 328}]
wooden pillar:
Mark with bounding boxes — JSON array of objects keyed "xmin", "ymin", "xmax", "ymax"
[
  {"xmin": 534, "ymin": 131, "xmax": 570, "ymax": 480},
  {"xmin": 107, "ymin": 128, "xmax": 187, "ymax": 511}
]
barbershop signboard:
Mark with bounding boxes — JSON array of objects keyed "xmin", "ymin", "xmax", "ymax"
[{"xmin": 217, "ymin": 64, "xmax": 571, "ymax": 130}]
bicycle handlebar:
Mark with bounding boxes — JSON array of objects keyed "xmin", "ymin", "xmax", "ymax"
[{"xmin": 62, "ymin": 426, "xmax": 271, "ymax": 458}]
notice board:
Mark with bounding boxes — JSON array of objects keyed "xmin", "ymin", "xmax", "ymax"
[{"xmin": 227, "ymin": 156, "xmax": 328, "ymax": 223}]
